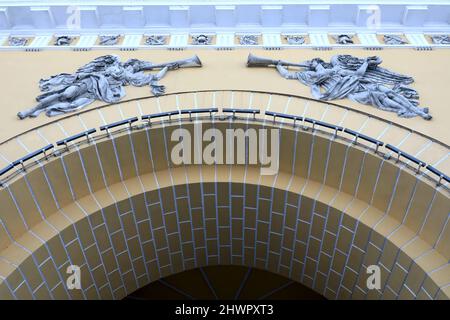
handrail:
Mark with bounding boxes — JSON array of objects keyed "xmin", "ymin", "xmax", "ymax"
[
  {"xmin": 223, "ymin": 108, "xmax": 260, "ymax": 120},
  {"xmin": 180, "ymin": 107, "xmax": 218, "ymax": 115},
  {"xmin": 386, "ymin": 143, "xmax": 426, "ymax": 172},
  {"xmin": 0, "ymin": 107, "xmax": 448, "ymax": 191},
  {"xmin": 100, "ymin": 117, "xmax": 138, "ymax": 133},
  {"xmin": 142, "ymin": 108, "xmax": 218, "ymax": 123},
  {"xmin": 142, "ymin": 110, "xmax": 179, "ymax": 121},
  {"xmin": 11, "ymin": 144, "xmax": 53, "ymax": 170},
  {"xmin": 265, "ymin": 111, "xmax": 343, "ymax": 136},
  {"xmin": 2, "ymin": 90, "xmax": 448, "ymax": 150},
  {"xmin": 315, "ymin": 120, "xmax": 344, "ymax": 132},
  {"xmin": 180, "ymin": 108, "xmax": 218, "ymax": 121},
  {"xmin": 344, "ymin": 128, "xmax": 384, "ymax": 152},
  {"xmin": 222, "ymin": 108, "xmax": 260, "ymax": 114},
  {"xmin": 56, "ymin": 128, "xmax": 96, "ymax": 147},
  {"xmin": 0, "ymin": 164, "xmax": 14, "ymax": 177},
  {"xmin": 426, "ymin": 165, "xmax": 450, "ymax": 185},
  {"xmin": 265, "ymin": 111, "xmax": 299, "ymax": 121}
]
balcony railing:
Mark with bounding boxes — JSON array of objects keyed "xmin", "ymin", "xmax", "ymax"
[{"xmin": 1, "ymin": 103, "xmax": 448, "ymax": 189}]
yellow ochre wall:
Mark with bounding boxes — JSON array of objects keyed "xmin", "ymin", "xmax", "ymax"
[
  {"xmin": 0, "ymin": 49, "xmax": 449, "ymax": 144},
  {"xmin": 0, "ymin": 48, "xmax": 448, "ymax": 300}
]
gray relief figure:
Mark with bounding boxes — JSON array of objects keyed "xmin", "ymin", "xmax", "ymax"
[
  {"xmin": 285, "ymin": 35, "xmax": 305, "ymax": 45},
  {"xmin": 8, "ymin": 37, "xmax": 28, "ymax": 46},
  {"xmin": 54, "ymin": 36, "xmax": 74, "ymax": 46},
  {"xmin": 99, "ymin": 35, "xmax": 121, "ymax": 46},
  {"xmin": 247, "ymin": 54, "xmax": 431, "ymax": 120},
  {"xmin": 145, "ymin": 35, "xmax": 167, "ymax": 45},
  {"xmin": 334, "ymin": 34, "xmax": 354, "ymax": 44},
  {"xmin": 383, "ymin": 35, "xmax": 407, "ymax": 45},
  {"xmin": 431, "ymin": 35, "xmax": 450, "ymax": 45},
  {"xmin": 17, "ymin": 55, "xmax": 202, "ymax": 119},
  {"xmin": 192, "ymin": 34, "xmax": 212, "ymax": 45},
  {"xmin": 239, "ymin": 35, "xmax": 259, "ymax": 45}
]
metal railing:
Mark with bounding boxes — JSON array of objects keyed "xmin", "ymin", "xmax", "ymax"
[
  {"xmin": 2, "ymin": 91, "xmax": 448, "ymax": 150},
  {"xmin": 1, "ymin": 107, "xmax": 448, "ymax": 190}
]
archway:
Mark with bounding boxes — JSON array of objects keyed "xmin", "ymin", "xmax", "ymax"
[{"xmin": 0, "ymin": 96, "xmax": 448, "ymax": 300}]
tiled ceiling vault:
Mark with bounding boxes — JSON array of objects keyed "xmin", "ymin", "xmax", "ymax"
[{"xmin": 0, "ymin": 1, "xmax": 449, "ymax": 34}]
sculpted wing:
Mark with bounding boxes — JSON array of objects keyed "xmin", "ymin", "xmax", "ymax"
[{"xmin": 331, "ymin": 55, "xmax": 414, "ymax": 86}]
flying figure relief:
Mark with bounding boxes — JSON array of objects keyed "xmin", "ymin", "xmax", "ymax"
[
  {"xmin": 18, "ymin": 55, "xmax": 202, "ymax": 119},
  {"xmin": 247, "ymin": 54, "xmax": 431, "ymax": 120}
]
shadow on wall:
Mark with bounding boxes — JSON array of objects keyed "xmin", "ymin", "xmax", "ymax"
[{"xmin": 124, "ymin": 265, "xmax": 326, "ymax": 300}]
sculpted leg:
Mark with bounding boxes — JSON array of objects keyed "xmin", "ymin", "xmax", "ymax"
[
  {"xmin": 17, "ymin": 92, "xmax": 63, "ymax": 119},
  {"xmin": 61, "ymin": 85, "xmax": 83, "ymax": 100},
  {"xmin": 384, "ymin": 98, "xmax": 431, "ymax": 120},
  {"xmin": 45, "ymin": 97, "xmax": 94, "ymax": 117},
  {"xmin": 390, "ymin": 95, "xmax": 431, "ymax": 119},
  {"xmin": 17, "ymin": 84, "xmax": 87, "ymax": 119},
  {"xmin": 373, "ymin": 103, "xmax": 400, "ymax": 114}
]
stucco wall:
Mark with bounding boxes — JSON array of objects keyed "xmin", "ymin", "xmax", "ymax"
[{"xmin": 0, "ymin": 48, "xmax": 449, "ymax": 144}]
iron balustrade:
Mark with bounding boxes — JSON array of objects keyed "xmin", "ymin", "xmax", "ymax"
[
  {"xmin": 0, "ymin": 163, "xmax": 14, "ymax": 177},
  {"xmin": 385, "ymin": 143, "xmax": 427, "ymax": 173},
  {"xmin": 141, "ymin": 110, "xmax": 180, "ymax": 125},
  {"xmin": 1, "ymin": 91, "xmax": 446, "ymax": 151},
  {"xmin": 12, "ymin": 144, "xmax": 54, "ymax": 171},
  {"xmin": 0, "ymin": 163, "xmax": 14, "ymax": 186},
  {"xmin": 222, "ymin": 108, "xmax": 260, "ymax": 119},
  {"xmin": 265, "ymin": 111, "xmax": 343, "ymax": 136},
  {"xmin": 315, "ymin": 120, "xmax": 344, "ymax": 134},
  {"xmin": 0, "ymin": 108, "xmax": 447, "ymax": 189},
  {"xmin": 426, "ymin": 165, "xmax": 450, "ymax": 186},
  {"xmin": 56, "ymin": 128, "xmax": 97, "ymax": 148},
  {"xmin": 265, "ymin": 111, "xmax": 303, "ymax": 127},
  {"xmin": 343, "ymin": 128, "xmax": 384, "ymax": 153},
  {"xmin": 180, "ymin": 107, "xmax": 218, "ymax": 120},
  {"xmin": 265, "ymin": 111, "xmax": 299, "ymax": 121},
  {"xmin": 100, "ymin": 117, "xmax": 138, "ymax": 134},
  {"xmin": 304, "ymin": 118, "xmax": 344, "ymax": 136}
]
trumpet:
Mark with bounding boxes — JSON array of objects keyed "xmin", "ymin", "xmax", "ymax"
[
  {"xmin": 247, "ymin": 53, "xmax": 308, "ymax": 68},
  {"xmin": 141, "ymin": 55, "xmax": 203, "ymax": 70}
]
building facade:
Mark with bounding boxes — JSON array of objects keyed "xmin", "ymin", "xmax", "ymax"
[{"xmin": 0, "ymin": 1, "xmax": 448, "ymax": 300}]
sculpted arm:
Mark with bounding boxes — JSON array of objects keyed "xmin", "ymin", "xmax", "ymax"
[
  {"xmin": 276, "ymin": 64, "xmax": 298, "ymax": 80},
  {"xmin": 154, "ymin": 66, "xmax": 170, "ymax": 81}
]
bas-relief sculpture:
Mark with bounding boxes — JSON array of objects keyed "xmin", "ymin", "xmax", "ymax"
[
  {"xmin": 192, "ymin": 35, "xmax": 212, "ymax": 45},
  {"xmin": 239, "ymin": 35, "xmax": 259, "ymax": 45},
  {"xmin": 16, "ymin": 52, "xmax": 432, "ymax": 121},
  {"xmin": 285, "ymin": 35, "xmax": 306, "ymax": 45},
  {"xmin": 247, "ymin": 54, "xmax": 431, "ymax": 120},
  {"xmin": 8, "ymin": 37, "xmax": 28, "ymax": 46},
  {"xmin": 99, "ymin": 35, "xmax": 120, "ymax": 46},
  {"xmin": 17, "ymin": 55, "xmax": 202, "ymax": 119},
  {"xmin": 145, "ymin": 35, "xmax": 167, "ymax": 46},
  {"xmin": 334, "ymin": 34, "xmax": 354, "ymax": 44},
  {"xmin": 54, "ymin": 36, "xmax": 74, "ymax": 46},
  {"xmin": 431, "ymin": 35, "xmax": 450, "ymax": 45},
  {"xmin": 383, "ymin": 35, "xmax": 407, "ymax": 45}
]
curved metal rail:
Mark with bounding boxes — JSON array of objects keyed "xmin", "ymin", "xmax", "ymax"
[
  {"xmin": 1, "ymin": 107, "xmax": 448, "ymax": 191},
  {"xmin": 1, "ymin": 90, "xmax": 448, "ymax": 149}
]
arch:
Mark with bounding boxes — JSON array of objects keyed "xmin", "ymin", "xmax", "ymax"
[{"xmin": 0, "ymin": 103, "xmax": 448, "ymax": 300}]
